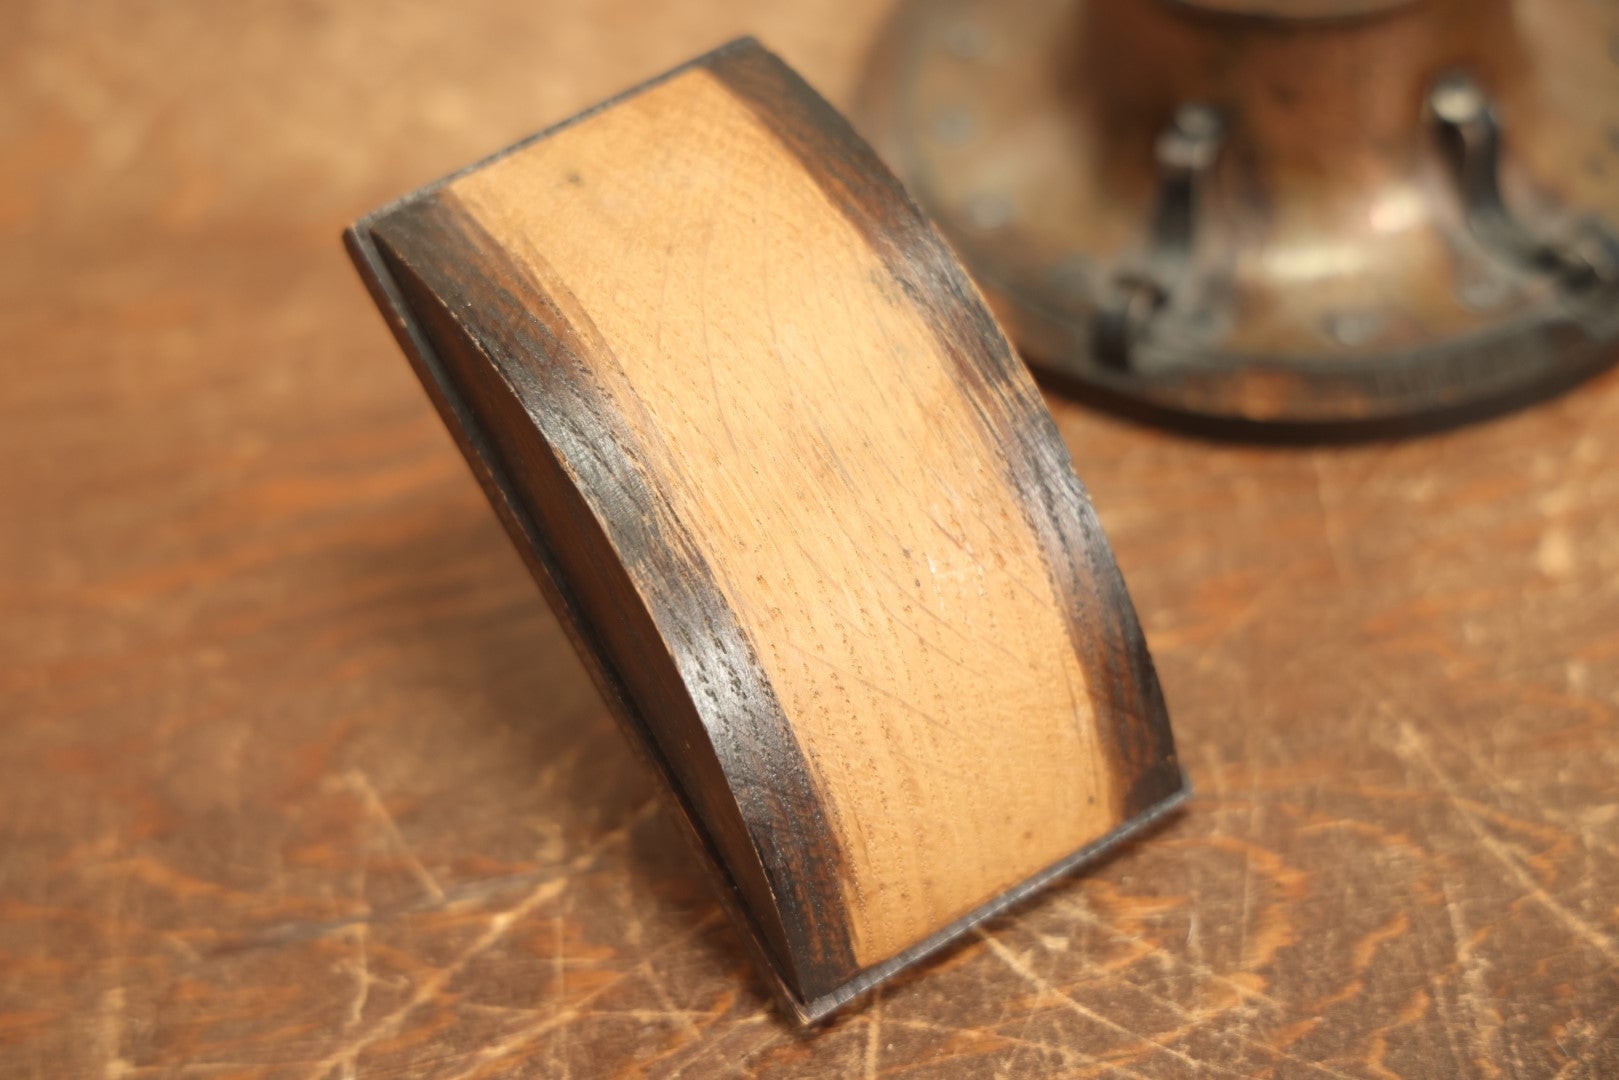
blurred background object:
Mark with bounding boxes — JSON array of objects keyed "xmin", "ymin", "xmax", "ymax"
[{"xmin": 859, "ymin": 0, "xmax": 1619, "ymax": 432}]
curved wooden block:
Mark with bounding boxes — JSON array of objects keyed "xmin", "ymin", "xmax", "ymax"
[{"xmin": 346, "ymin": 38, "xmax": 1185, "ymax": 1023}]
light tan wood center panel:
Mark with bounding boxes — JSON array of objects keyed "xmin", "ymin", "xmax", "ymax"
[{"xmin": 454, "ymin": 68, "xmax": 1111, "ymax": 969}]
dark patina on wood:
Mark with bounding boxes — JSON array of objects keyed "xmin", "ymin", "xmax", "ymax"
[{"xmin": 345, "ymin": 37, "xmax": 1185, "ymax": 1023}]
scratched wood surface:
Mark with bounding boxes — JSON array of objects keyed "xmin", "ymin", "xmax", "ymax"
[{"xmin": 2, "ymin": 1, "xmax": 1616, "ymax": 1077}]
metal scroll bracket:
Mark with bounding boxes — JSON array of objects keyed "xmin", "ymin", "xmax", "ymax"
[
  {"xmin": 1428, "ymin": 72, "xmax": 1619, "ymax": 302},
  {"xmin": 1095, "ymin": 103, "xmax": 1226, "ymax": 370}
]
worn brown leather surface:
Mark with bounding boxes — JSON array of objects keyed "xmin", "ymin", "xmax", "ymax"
[{"xmin": 3, "ymin": 2, "xmax": 1616, "ymax": 1076}]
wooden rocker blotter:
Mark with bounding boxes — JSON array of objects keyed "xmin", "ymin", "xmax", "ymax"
[{"xmin": 346, "ymin": 38, "xmax": 1185, "ymax": 1024}]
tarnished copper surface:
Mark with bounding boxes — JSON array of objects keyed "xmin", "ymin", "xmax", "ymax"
[{"xmin": 858, "ymin": 0, "xmax": 1619, "ymax": 429}]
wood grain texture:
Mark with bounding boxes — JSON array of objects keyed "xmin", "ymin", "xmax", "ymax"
[
  {"xmin": 3, "ymin": 1, "xmax": 1617, "ymax": 1075},
  {"xmin": 350, "ymin": 39, "xmax": 1181, "ymax": 1018}
]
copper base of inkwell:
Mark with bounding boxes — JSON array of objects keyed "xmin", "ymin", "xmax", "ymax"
[{"xmin": 859, "ymin": 0, "xmax": 1619, "ymax": 432}]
